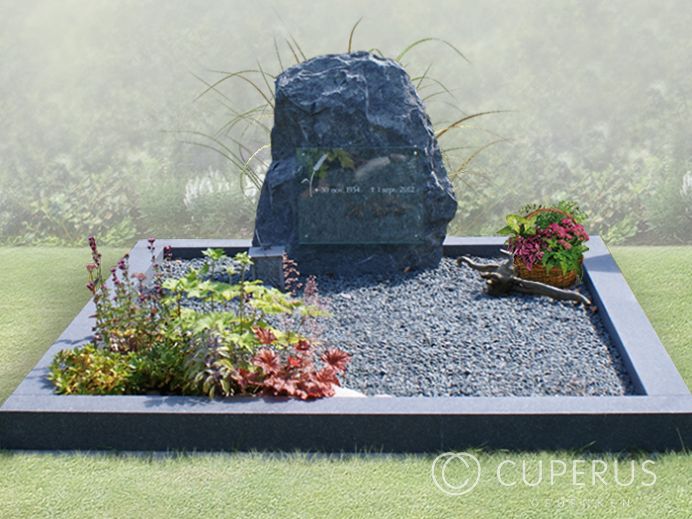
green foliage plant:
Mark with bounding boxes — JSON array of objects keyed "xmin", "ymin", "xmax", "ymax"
[{"xmin": 21, "ymin": 159, "xmax": 137, "ymax": 246}]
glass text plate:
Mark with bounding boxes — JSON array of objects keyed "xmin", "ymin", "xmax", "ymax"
[{"xmin": 296, "ymin": 147, "xmax": 427, "ymax": 245}]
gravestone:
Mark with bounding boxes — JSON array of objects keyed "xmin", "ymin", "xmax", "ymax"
[{"xmin": 252, "ymin": 51, "xmax": 457, "ymax": 275}]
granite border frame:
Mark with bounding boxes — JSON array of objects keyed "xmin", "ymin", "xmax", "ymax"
[{"xmin": 1, "ymin": 236, "xmax": 690, "ymax": 452}]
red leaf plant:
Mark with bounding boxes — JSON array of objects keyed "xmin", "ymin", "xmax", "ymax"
[
  {"xmin": 321, "ymin": 348, "xmax": 351, "ymax": 372},
  {"xmin": 247, "ymin": 342, "xmax": 351, "ymax": 400},
  {"xmin": 253, "ymin": 326, "xmax": 277, "ymax": 345}
]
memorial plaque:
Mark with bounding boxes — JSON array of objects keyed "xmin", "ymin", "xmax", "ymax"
[{"xmin": 296, "ymin": 147, "xmax": 427, "ymax": 245}]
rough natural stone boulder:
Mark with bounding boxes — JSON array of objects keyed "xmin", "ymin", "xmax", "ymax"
[{"xmin": 252, "ymin": 51, "xmax": 457, "ymax": 274}]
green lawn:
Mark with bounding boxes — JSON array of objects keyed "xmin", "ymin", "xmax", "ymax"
[
  {"xmin": 0, "ymin": 246, "xmax": 690, "ymax": 518},
  {"xmin": 611, "ymin": 247, "xmax": 692, "ymax": 386}
]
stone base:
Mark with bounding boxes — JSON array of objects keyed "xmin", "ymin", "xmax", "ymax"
[
  {"xmin": 249, "ymin": 245, "xmax": 286, "ymax": 289},
  {"xmin": 289, "ymin": 244, "xmax": 443, "ymax": 276}
]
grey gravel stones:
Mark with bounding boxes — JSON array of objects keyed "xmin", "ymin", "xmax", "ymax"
[
  {"xmin": 160, "ymin": 256, "xmax": 243, "ymax": 285},
  {"xmin": 315, "ymin": 258, "xmax": 633, "ymax": 397},
  {"xmin": 163, "ymin": 256, "xmax": 633, "ymax": 397}
]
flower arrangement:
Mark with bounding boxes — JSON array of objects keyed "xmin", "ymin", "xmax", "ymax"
[{"xmin": 498, "ymin": 201, "xmax": 589, "ymax": 286}]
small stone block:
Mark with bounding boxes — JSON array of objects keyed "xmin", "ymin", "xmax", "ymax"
[{"xmin": 249, "ymin": 245, "xmax": 286, "ymax": 289}]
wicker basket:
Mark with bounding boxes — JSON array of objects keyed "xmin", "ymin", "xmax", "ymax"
[
  {"xmin": 513, "ymin": 258, "xmax": 580, "ymax": 288},
  {"xmin": 512, "ymin": 207, "xmax": 582, "ymax": 288}
]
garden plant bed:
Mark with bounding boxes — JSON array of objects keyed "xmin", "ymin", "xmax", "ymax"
[{"xmin": 0, "ymin": 236, "xmax": 690, "ymax": 452}]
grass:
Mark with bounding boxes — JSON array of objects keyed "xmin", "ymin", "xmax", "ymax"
[
  {"xmin": 0, "ymin": 247, "xmax": 127, "ymax": 402},
  {"xmin": 610, "ymin": 247, "xmax": 692, "ymax": 386},
  {"xmin": 0, "ymin": 246, "xmax": 690, "ymax": 518}
]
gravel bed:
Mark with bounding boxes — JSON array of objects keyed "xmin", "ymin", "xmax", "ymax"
[
  {"xmin": 162, "ymin": 256, "xmax": 633, "ymax": 397},
  {"xmin": 160, "ymin": 256, "xmax": 244, "ymax": 286}
]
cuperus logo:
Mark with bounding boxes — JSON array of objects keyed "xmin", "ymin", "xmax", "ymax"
[{"xmin": 431, "ymin": 452, "xmax": 482, "ymax": 496}]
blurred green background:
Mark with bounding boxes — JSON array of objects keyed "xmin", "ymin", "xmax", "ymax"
[{"xmin": 1, "ymin": 0, "xmax": 690, "ymax": 247}]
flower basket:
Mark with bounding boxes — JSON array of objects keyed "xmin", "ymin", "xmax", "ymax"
[
  {"xmin": 511, "ymin": 207, "xmax": 585, "ymax": 288},
  {"xmin": 513, "ymin": 256, "xmax": 581, "ymax": 288}
]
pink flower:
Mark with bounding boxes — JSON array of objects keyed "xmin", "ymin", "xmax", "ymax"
[{"xmin": 546, "ymin": 223, "xmax": 569, "ymax": 239}]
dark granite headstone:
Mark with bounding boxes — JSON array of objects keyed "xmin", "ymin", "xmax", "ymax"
[{"xmin": 252, "ymin": 51, "xmax": 457, "ymax": 274}]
